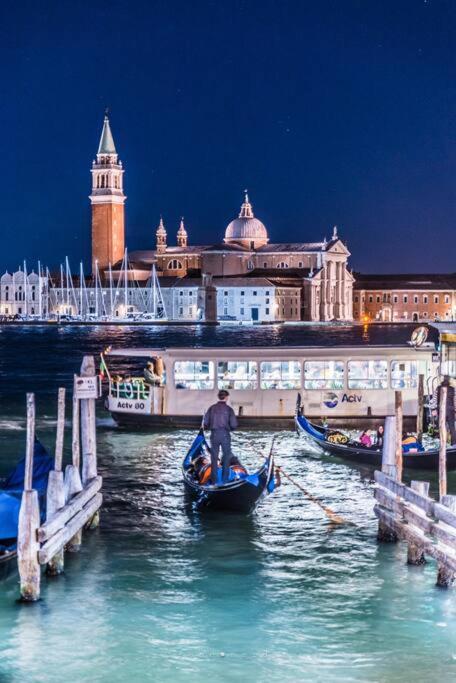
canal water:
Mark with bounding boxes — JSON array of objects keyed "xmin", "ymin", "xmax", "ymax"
[{"xmin": 0, "ymin": 324, "xmax": 455, "ymax": 683}]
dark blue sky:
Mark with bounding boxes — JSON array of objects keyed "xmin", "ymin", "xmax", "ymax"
[{"xmin": 1, "ymin": 0, "xmax": 455, "ymax": 272}]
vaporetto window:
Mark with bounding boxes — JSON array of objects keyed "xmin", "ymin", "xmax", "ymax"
[
  {"xmin": 391, "ymin": 361, "xmax": 418, "ymax": 389},
  {"xmin": 304, "ymin": 361, "xmax": 344, "ymax": 390},
  {"xmin": 348, "ymin": 360, "xmax": 388, "ymax": 389},
  {"xmin": 260, "ymin": 361, "xmax": 301, "ymax": 389},
  {"xmin": 174, "ymin": 361, "xmax": 214, "ymax": 389},
  {"xmin": 217, "ymin": 361, "xmax": 257, "ymax": 390}
]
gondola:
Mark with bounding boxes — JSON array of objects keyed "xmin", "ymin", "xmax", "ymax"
[
  {"xmin": 0, "ymin": 439, "xmax": 54, "ymax": 576},
  {"xmin": 182, "ymin": 429, "xmax": 276, "ymax": 513},
  {"xmin": 295, "ymin": 413, "xmax": 456, "ymax": 471}
]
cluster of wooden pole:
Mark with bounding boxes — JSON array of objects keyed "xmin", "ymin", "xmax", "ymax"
[
  {"xmin": 375, "ymin": 388, "xmax": 456, "ymax": 588},
  {"xmin": 17, "ymin": 355, "xmax": 101, "ymax": 602}
]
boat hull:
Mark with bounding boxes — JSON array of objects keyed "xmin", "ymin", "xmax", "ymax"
[
  {"xmin": 111, "ymin": 411, "xmax": 295, "ymax": 431},
  {"xmin": 296, "ymin": 415, "xmax": 456, "ymax": 471},
  {"xmin": 182, "ymin": 430, "xmax": 275, "ymax": 514}
]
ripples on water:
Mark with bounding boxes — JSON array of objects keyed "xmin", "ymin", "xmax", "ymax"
[{"xmin": 0, "ymin": 326, "xmax": 455, "ymax": 683}]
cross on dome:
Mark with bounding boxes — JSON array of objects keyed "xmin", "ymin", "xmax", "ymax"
[{"xmin": 239, "ymin": 189, "xmax": 254, "ymax": 219}]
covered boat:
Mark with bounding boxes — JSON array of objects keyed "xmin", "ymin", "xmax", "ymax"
[
  {"xmin": 182, "ymin": 429, "xmax": 275, "ymax": 513},
  {"xmin": 295, "ymin": 413, "xmax": 456, "ymax": 471},
  {"xmin": 0, "ymin": 440, "xmax": 54, "ymax": 576}
]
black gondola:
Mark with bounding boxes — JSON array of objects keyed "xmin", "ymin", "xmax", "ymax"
[
  {"xmin": 295, "ymin": 413, "xmax": 456, "ymax": 470},
  {"xmin": 182, "ymin": 429, "xmax": 276, "ymax": 513}
]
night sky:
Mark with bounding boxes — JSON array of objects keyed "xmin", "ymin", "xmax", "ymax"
[{"xmin": 1, "ymin": 0, "xmax": 456, "ymax": 273}]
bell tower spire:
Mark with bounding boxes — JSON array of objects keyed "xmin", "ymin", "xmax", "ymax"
[
  {"xmin": 177, "ymin": 217, "xmax": 188, "ymax": 248},
  {"xmin": 90, "ymin": 112, "xmax": 126, "ymax": 273}
]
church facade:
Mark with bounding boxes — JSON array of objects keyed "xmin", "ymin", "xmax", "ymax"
[{"xmin": 92, "ymin": 116, "xmax": 354, "ymax": 322}]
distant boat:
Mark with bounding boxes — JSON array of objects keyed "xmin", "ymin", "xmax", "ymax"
[
  {"xmin": 182, "ymin": 429, "xmax": 275, "ymax": 513},
  {"xmin": 295, "ymin": 413, "xmax": 456, "ymax": 471}
]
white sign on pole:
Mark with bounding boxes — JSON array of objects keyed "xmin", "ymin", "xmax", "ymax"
[{"xmin": 75, "ymin": 376, "xmax": 101, "ymax": 399}]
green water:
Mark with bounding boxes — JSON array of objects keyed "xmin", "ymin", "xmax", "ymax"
[{"xmin": 0, "ymin": 326, "xmax": 455, "ymax": 682}]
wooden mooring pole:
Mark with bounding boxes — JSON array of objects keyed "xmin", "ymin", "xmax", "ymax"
[
  {"xmin": 406, "ymin": 480, "xmax": 430, "ymax": 566},
  {"xmin": 64, "ymin": 376, "xmax": 83, "ymax": 551},
  {"xmin": 417, "ymin": 374, "xmax": 424, "ymax": 442},
  {"xmin": 80, "ymin": 356, "xmax": 99, "ymax": 529},
  {"xmin": 439, "ymin": 386, "xmax": 448, "ymax": 501},
  {"xmin": 395, "ymin": 391, "xmax": 403, "ymax": 484},
  {"xmin": 17, "ymin": 394, "xmax": 41, "ymax": 601},
  {"xmin": 46, "ymin": 388, "xmax": 66, "ymax": 576},
  {"xmin": 377, "ymin": 415, "xmax": 398, "ymax": 542}
]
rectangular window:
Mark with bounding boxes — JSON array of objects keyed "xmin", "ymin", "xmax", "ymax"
[
  {"xmin": 403, "ymin": 296, "xmax": 408, "ymax": 304},
  {"xmin": 241, "ymin": 291, "xmax": 245, "ymax": 296},
  {"xmin": 304, "ymin": 361, "xmax": 345, "ymax": 390},
  {"xmin": 240, "ymin": 307, "xmax": 244, "ymax": 315},
  {"xmin": 391, "ymin": 361, "xmax": 418, "ymax": 389},
  {"xmin": 253, "ymin": 291, "xmax": 257, "ymax": 296},
  {"xmin": 266, "ymin": 307, "xmax": 270, "ymax": 315},
  {"xmin": 414, "ymin": 295, "xmax": 418, "ymax": 304},
  {"xmin": 174, "ymin": 361, "xmax": 214, "ymax": 390},
  {"xmin": 224, "ymin": 291, "xmax": 228, "ymax": 296},
  {"xmin": 217, "ymin": 361, "xmax": 257, "ymax": 390},
  {"xmin": 260, "ymin": 361, "xmax": 301, "ymax": 390},
  {"xmin": 445, "ymin": 295, "xmax": 450, "ymax": 304},
  {"xmin": 223, "ymin": 307, "xmax": 228, "ymax": 315},
  {"xmin": 348, "ymin": 360, "xmax": 388, "ymax": 389},
  {"xmin": 266, "ymin": 291, "xmax": 270, "ymax": 295},
  {"xmin": 266, "ymin": 298, "xmax": 270, "ymax": 304}
]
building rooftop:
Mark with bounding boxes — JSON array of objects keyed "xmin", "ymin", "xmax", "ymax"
[{"xmin": 354, "ymin": 273, "xmax": 456, "ymax": 290}]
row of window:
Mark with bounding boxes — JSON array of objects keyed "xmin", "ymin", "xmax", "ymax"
[
  {"xmin": 355, "ymin": 293, "xmax": 450, "ymax": 305},
  {"xmin": 173, "ymin": 360, "xmax": 419, "ymax": 390}
]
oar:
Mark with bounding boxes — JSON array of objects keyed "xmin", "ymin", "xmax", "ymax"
[{"xmin": 275, "ymin": 465, "xmax": 346, "ymax": 525}]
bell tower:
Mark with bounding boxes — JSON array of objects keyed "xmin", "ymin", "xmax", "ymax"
[{"xmin": 90, "ymin": 113, "xmax": 126, "ymax": 273}]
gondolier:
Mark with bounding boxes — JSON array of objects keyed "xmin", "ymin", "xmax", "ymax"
[{"xmin": 203, "ymin": 390, "xmax": 238, "ymax": 484}]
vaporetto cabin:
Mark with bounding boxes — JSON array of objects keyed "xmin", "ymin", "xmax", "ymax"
[{"xmin": 104, "ymin": 343, "xmax": 439, "ymax": 428}]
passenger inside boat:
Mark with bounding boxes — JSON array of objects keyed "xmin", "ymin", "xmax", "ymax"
[
  {"xmin": 190, "ymin": 453, "xmax": 248, "ymax": 485},
  {"xmin": 143, "ymin": 361, "xmax": 161, "ymax": 386},
  {"xmin": 359, "ymin": 430, "xmax": 373, "ymax": 448}
]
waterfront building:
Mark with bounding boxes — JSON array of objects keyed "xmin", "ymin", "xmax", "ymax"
[
  {"xmin": 353, "ymin": 274, "xmax": 456, "ymax": 323},
  {"xmin": 0, "ymin": 269, "xmax": 48, "ymax": 318},
  {"xmin": 159, "ymin": 276, "xmax": 300, "ymax": 322},
  {"xmin": 89, "ymin": 115, "xmax": 354, "ymax": 322}
]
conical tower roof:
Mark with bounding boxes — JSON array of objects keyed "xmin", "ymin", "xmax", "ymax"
[{"xmin": 98, "ymin": 115, "xmax": 116, "ymax": 155}]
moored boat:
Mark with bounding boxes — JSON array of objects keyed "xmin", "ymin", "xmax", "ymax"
[
  {"xmin": 182, "ymin": 429, "xmax": 275, "ymax": 513},
  {"xmin": 0, "ymin": 440, "xmax": 54, "ymax": 575},
  {"xmin": 295, "ymin": 413, "xmax": 456, "ymax": 470}
]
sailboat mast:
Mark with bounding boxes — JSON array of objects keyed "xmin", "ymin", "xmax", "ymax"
[
  {"xmin": 124, "ymin": 248, "xmax": 128, "ymax": 318},
  {"xmin": 38, "ymin": 260, "xmax": 42, "ymax": 319},
  {"xmin": 79, "ymin": 262, "xmax": 83, "ymax": 318},
  {"xmin": 153, "ymin": 264, "xmax": 157, "ymax": 318},
  {"xmin": 95, "ymin": 260, "xmax": 99, "ymax": 318},
  {"xmin": 23, "ymin": 260, "xmax": 28, "ymax": 318},
  {"xmin": 60, "ymin": 264, "xmax": 64, "ymax": 315}
]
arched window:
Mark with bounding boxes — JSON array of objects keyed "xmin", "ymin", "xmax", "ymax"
[
  {"xmin": 247, "ymin": 261, "xmax": 254, "ymax": 270},
  {"xmin": 167, "ymin": 259, "xmax": 183, "ymax": 270}
]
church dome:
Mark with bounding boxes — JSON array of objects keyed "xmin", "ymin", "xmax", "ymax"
[{"xmin": 224, "ymin": 192, "xmax": 268, "ymax": 247}]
